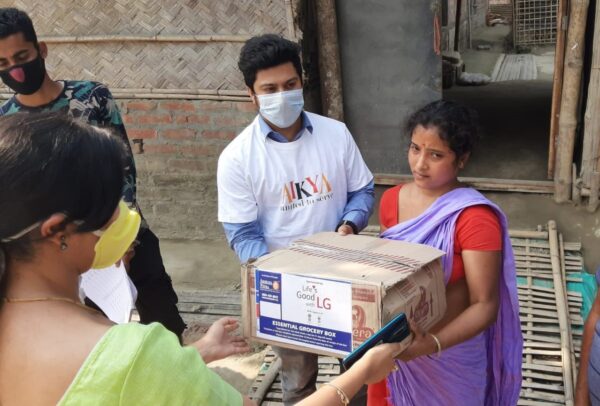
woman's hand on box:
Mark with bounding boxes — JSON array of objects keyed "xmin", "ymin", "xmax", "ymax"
[{"xmin": 396, "ymin": 319, "xmax": 437, "ymax": 362}]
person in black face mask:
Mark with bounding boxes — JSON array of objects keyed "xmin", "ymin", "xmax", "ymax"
[
  {"xmin": 0, "ymin": 13, "xmax": 55, "ymax": 101},
  {"xmin": 0, "ymin": 7, "xmax": 187, "ymax": 340},
  {"xmin": 0, "ymin": 38, "xmax": 46, "ymax": 95}
]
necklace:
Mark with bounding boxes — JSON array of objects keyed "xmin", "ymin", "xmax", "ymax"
[{"xmin": 3, "ymin": 296, "xmax": 103, "ymax": 315}]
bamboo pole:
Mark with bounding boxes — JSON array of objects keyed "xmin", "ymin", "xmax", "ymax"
[
  {"xmin": 284, "ymin": 0, "xmax": 297, "ymax": 41},
  {"xmin": 587, "ymin": 171, "xmax": 600, "ymax": 212},
  {"xmin": 548, "ymin": 0, "xmax": 569, "ymax": 179},
  {"xmin": 524, "ymin": 237, "xmax": 534, "ymax": 392},
  {"xmin": 581, "ymin": 0, "xmax": 600, "ymax": 186},
  {"xmin": 38, "ymin": 34, "xmax": 252, "ymax": 44},
  {"xmin": 509, "ymin": 230, "xmax": 549, "ymax": 239},
  {"xmin": 572, "ymin": 163, "xmax": 582, "ymax": 204},
  {"xmin": 0, "ymin": 88, "xmax": 250, "ymax": 102},
  {"xmin": 111, "ymin": 88, "xmax": 248, "ymax": 96},
  {"xmin": 250, "ymin": 356, "xmax": 282, "ymax": 404},
  {"xmin": 559, "ymin": 233, "xmax": 578, "ymax": 391},
  {"xmin": 315, "ymin": 0, "xmax": 345, "ymax": 121},
  {"xmin": 558, "ymin": 234, "xmax": 577, "ymax": 388},
  {"xmin": 111, "ymin": 94, "xmax": 249, "ymax": 101},
  {"xmin": 554, "ymin": 0, "xmax": 590, "ymax": 202},
  {"xmin": 548, "ymin": 220, "xmax": 575, "ymax": 405},
  {"xmin": 454, "ymin": 0, "xmax": 463, "ymax": 52},
  {"xmin": 467, "ymin": 0, "xmax": 472, "ymax": 49}
]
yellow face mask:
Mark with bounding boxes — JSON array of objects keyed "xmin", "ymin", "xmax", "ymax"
[{"xmin": 91, "ymin": 200, "xmax": 141, "ymax": 269}]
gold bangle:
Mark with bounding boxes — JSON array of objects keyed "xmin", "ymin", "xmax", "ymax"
[
  {"xmin": 430, "ymin": 333, "xmax": 442, "ymax": 358},
  {"xmin": 323, "ymin": 382, "xmax": 350, "ymax": 405}
]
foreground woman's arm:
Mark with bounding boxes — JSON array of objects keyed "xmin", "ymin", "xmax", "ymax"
[{"xmin": 297, "ymin": 342, "xmax": 404, "ymax": 405}]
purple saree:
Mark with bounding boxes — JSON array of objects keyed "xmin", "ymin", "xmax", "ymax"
[{"xmin": 380, "ymin": 187, "xmax": 522, "ymax": 406}]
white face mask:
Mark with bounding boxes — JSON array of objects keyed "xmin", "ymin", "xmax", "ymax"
[{"xmin": 257, "ymin": 89, "xmax": 304, "ymax": 129}]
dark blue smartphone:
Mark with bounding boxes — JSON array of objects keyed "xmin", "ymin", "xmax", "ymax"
[{"xmin": 342, "ymin": 312, "xmax": 409, "ymax": 370}]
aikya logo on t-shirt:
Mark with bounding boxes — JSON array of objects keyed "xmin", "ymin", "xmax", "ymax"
[{"xmin": 280, "ymin": 173, "xmax": 334, "ymax": 211}]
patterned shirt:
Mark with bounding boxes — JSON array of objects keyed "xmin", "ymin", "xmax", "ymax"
[{"xmin": 0, "ymin": 80, "xmax": 138, "ymax": 209}]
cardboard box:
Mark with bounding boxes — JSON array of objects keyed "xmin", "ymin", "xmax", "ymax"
[{"xmin": 241, "ymin": 232, "xmax": 446, "ymax": 358}]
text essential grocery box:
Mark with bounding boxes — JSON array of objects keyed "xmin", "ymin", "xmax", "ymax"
[{"xmin": 241, "ymin": 232, "xmax": 446, "ymax": 358}]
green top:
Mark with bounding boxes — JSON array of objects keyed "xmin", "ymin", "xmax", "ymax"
[{"xmin": 58, "ymin": 323, "xmax": 242, "ymax": 405}]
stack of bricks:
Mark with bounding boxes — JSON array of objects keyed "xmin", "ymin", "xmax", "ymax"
[{"xmin": 118, "ymin": 99, "xmax": 256, "ymax": 240}]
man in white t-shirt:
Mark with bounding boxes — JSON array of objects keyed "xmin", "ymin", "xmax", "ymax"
[{"xmin": 217, "ymin": 34, "xmax": 374, "ymax": 405}]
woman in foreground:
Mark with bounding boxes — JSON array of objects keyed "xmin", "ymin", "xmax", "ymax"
[
  {"xmin": 368, "ymin": 101, "xmax": 523, "ymax": 405},
  {"xmin": 0, "ymin": 112, "xmax": 401, "ymax": 405}
]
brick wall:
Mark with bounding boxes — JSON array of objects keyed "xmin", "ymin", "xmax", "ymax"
[{"xmin": 118, "ymin": 99, "xmax": 257, "ymax": 240}]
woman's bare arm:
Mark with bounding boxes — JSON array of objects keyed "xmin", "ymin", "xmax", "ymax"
[{"xmin": 398, "ymin": 250, "xmax": 501, "ymax": 360}]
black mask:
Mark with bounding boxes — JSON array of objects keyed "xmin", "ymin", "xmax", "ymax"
[{"xmin": 0, "ymin": 54, "xmax": 46, "ymax": 95}]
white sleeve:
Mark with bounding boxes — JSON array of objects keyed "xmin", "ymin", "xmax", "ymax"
[
  {"xmin": 217, "ymin": 148, "xmax": 258, "ymax": 223},
  {"xmin": 343, "ymin": 126, "xmax": 374, "ymax": 192}
]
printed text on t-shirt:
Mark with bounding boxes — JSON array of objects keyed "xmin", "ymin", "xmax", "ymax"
[{"xmin": 281, "ymin": 174, "xmax": 333, "ymax": 212}]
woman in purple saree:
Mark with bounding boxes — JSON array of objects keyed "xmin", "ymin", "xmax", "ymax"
[{"xmin": 368, "ymin": 101, "xmax": 522, "ymax": 405}]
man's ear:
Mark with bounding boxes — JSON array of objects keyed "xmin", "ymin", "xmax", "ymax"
[
  {"xmin": 38, "ymin": 41, "xmax": 48, "ymax": 59},
  {"xmin": 247, "ymin": 87, "xmax": 258, "ymax": 106},
  {"xmin": 39, "ymin": 214, "xmax": 69, "ymax": 247}
]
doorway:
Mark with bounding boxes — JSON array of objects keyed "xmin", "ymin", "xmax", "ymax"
[{"xmin": 442, "ymin": 0, "xmax": 558, "ymax": 181}]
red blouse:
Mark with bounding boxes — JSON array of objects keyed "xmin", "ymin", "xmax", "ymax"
[{"xmin": 379, "ymin": 185, "xmax": 502, "ymax": 283}]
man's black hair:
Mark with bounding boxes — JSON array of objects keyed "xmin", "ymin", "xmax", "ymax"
[
  {"xmin": 238, "ymin": 34, "xmax": 302, "ymax": 91},
  {"xmin": 0, "ymin": 8, "xmax": 38, "ymax": 45}
]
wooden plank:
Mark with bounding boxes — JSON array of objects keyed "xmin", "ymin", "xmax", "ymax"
[
  {"xmin": 522, "ymin": 333, "xmax": 561, "ymax": 345},
  {"xmin": 521, "ymin": 380, "xmax": 564, "ymax": 392},
  {"xmin": 523, "ymin": 341, "xmax": 561, "ymax": 350},
  {"xmin": 522, "ymin": 370, "xmax": 565, "ymax": 382},
  {"xmin": 177, "ymin": 289, "xmax": 241, "ymax": 304},
  {"xmin": 510, "ymin": 230, "xmax": 549, "ymax": 239},
  {"xmin": 374, "ymin": 174, "xmax": 554, "ymax": 194},
  {"xmin": 519, "ymin": 400, "xmax": 562, "ymax": 406},
  {"xmin": 522, "ymin": 362, "xmax": 564, "ymax": 374},
  {"xmin": 177, "ymin": 302, "xmax": 240, "ymax": 316},
  {"xmin": 511, "ymin": 240, "xmax": 582, "ymax": 251}
]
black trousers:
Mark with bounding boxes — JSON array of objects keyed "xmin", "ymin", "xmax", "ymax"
[{"xmin": 128, "ymin": 228, "xmax": 187, "ymax": 338}]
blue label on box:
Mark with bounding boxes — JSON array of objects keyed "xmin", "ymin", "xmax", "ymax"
[
  {"xmin": 255, "ymin": 269, "xmax": 352, "ymax": 355},
  {"xmin": 256, "ymin": 270, "xmax": 282, "ymax": 304}
]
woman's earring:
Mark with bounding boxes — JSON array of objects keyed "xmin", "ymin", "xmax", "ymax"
[{"xmin": 60, "ymin": 236, "xmax": 68, "ymax": 251}]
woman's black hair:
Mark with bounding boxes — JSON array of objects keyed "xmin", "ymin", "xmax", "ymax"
[
  {"xmin": 0, "ymin": 112, "xmax": 126, "ymax": 297},
  {"xmin": 406, "ymin": 100, "xmax": 480, "ymax": 158},
  {"xmin": 238, "ymin": 34, "xmax": 303, "ymax": 91}
]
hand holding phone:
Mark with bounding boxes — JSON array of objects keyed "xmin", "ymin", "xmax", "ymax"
[{"xmin": 342, "ymin": 312, "xmax": 410, "ymax": 369}]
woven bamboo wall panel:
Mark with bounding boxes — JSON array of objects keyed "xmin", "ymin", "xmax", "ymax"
[
  {"xmin": 10, "ymin": 0, "xmax": 289, "ymax": 36},
  {"xmin": 43, "ymin": 42, "xmax": 246, "ymax": 90}
]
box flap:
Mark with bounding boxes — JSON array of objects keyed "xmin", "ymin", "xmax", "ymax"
[{"xmin": 252, "ymin": 232, "xmax": 444, "ymax": 287}]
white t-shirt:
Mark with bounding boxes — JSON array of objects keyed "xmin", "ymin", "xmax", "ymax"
[{"xmin": 217, "ymin": 112, "xmax": 373, "ymax": 251}]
